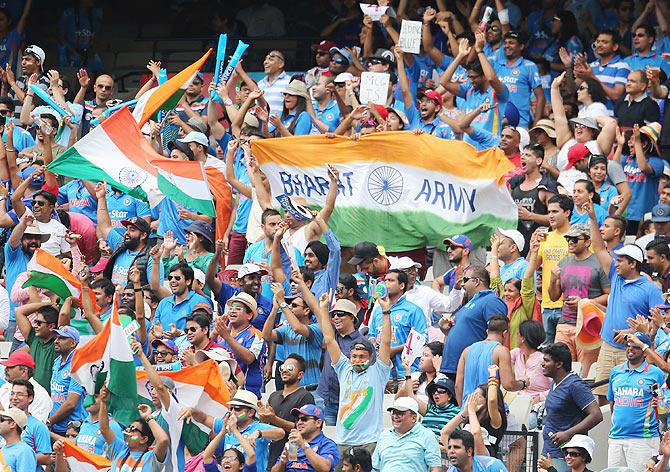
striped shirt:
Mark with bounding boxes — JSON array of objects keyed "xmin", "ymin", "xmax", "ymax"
[
  {"xmin": 589, "ymin": 55, "xmax": 630, "ymax": 90},
  {"xmin": 422, "ymin": 403, "xmax": 460, "ymax": 437},
  {"xmin": 259, "ymin": 71, "xmax": 291, "ymax": 117}
]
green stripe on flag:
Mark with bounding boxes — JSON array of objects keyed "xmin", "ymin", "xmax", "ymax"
[
  {"xmin": 47, "ymin": 148, "xmax": 149, "ymax": 202},
  {"xmin": 156, "ymin": 172, "xmax": 215, "ymax": 217},
  {"xmin": 151, "ymin": 90, "xmax": 186, "ymax": 122},
  {"xmin": 22, "ymin": 272, "xmax": 72, "ymax": 300},
  {"xmin": 327, "ymin": 207, "xmax": 517, "ymax": 251}
]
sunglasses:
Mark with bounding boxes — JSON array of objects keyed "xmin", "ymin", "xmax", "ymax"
[
  {"xmin": 447, "ymin": 244, "xmax": 462, "ymax": 251},
  {"xmin": 331, "ymin": 57, "xmax": 346, "ymax": 64},
  {"xmin": 578, "ymin": 85, "xmax": 588, "ymax": 91},
  {"xmin": 434, "ymin": 387, "xmax": 450, "ymax": 394},
  {"xmin": 335, "ymin": 82, "xmax": 346, "ymax": 87},
  {"xmin": 564, "ymin": 236, "xmax": 588, "ymax": 243},
  {"xmin": 297, "ymin": 415, "xmax": 315, "ymax": 422},
  {"xmin": 168, "ymin": 275, "xmax": 182, "ymax": 281},
  {"xmin": 33, "ymin": 319, "xmax": 48, "ymax": 326},
  {"xmin": 564, "ymin": 450, "xmax": 582, "ymax": 458},
  {"xmin": 96, "ymin": 84, "xmax": 112, "ymax": 90},
  {"xmin": 0, "ymin": 109, "xmax": 10, "ymax": 116},
  {"xmin": 0, "ymin": 417, "xmax": 12, "ymax": 423},
  {"xmin": 230, "ymin": 406, "xmax": 247, "ymax": 412},
  {"xmin": 185, "ymin": 326, "xmax": 199, "ymax": 333},
  {"xmin": 331, "ymin": 311, "xmax": 352, "ymax": 318},
  {"xmin": 367, "ymin": 58, "xmax": 382, "ymax": 66},
  {"xmin": 280, "ymin": 364, "xmax": 296, "ymax": 372},
  {"xmin": 390, "ymin": 409, "xmax": 409, "ymax": 416},
  {"xmin": 126, "ymin": 425, "xmax": 143, "ymax": 434},
  {"xmin": 154, "ymin": 350, "xmax": 172, "ymax": 357},
  {"xmin": 67, "ymin": 420, "xmax": 82, "ymax": 429},
  {"xmin": 462, "ymin": 276, "xmax": 477, "ymax": 283},
  {"xmin": 31, "ymin": 200, "xmax": 47, "ymax": 207}
]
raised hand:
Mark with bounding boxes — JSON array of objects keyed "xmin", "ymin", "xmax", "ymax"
[
  {"xmin": 146, "ymin": 60, "xmax": 161, "ymax": 78},
  {"xmin": 423, "ymin": 6, "xmax": 437, "ymax": 23},
  {"xmin": 457, "ymin": 38, "xmax": 471, "ymax": 58},
  {"xmin": 77, "ymin": 69, "xmax": 90, "ymax": 88}
]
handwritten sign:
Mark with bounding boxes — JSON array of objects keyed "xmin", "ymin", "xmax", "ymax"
[
  {"xmin": 401, "ymin": 328, "xmax": 426, "ymax": 365},
  {"xmin": 398, "ymin": 20, "xmax": 422, "ymax": 54},
  {"xmin": 360, "ymin": 3, "xmax": 396, "ymax": 21},
  {"xmin": 359, "ymin": 72, "xmax": 390, "ymax": 105}
]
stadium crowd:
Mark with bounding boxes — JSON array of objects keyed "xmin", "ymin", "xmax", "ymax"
[{"xmin": 5, "ymin": 0, "xmax": 670, "ymax": 471}]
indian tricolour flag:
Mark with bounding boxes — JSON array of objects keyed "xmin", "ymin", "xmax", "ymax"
[
  {"xmin": 152, "ymin": 158, "xmax": 215, "ymax": 217},
  {"xmin": 253, "ymin": 132, "xmax": 519, "ymax": 250},
  {"xmin": 63, "ymin": 441, "xmax": 111, "ymax": 471},
  {"xmin": 136, "ymin": 360, "xmax": 229, "ymax": 464},
  {"xmin": 22, "ymin": 249, "xmax": 99, "ymax": 337},
  {"xmin": 47, "ymin": 107, "xmax": 162, "ymax": 204},
  {"xmin": 133, "ymin": 49, "xmax": 212, "ymax": 126},
  {"xmin": 71, "ymin": 298, "xmax": 138, "ymax": 425}
]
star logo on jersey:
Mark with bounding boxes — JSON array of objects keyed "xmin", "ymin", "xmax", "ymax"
[
  {"xmin": 638, "ymin": 379, "xmax": 645, "ymax": 386},
  {"xmin": 124, "ymin": 198, "xmax": 131, "ymax": 205},
  {"xmin": 326, "ymin": 113, "xmax": 334, "ymax": 121},
  {"xmin": 512, "ymin": 69, "xmax": 520, "ymax": 75}
]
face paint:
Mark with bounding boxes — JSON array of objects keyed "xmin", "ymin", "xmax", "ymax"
[
  {"xmin": 351, "ymin": 360, "xmax": 370, "ymax": 369},
  {"xmin": 237, "ymin": 412, "xmax": 247, "ymax": 420}
]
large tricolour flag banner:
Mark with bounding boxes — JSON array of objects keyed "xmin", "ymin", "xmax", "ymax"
[
  {"xmin": 133, "ymin": 49, "xmax": 212, "ymax": 126},
  {"xmin": 152, "ymin": 158, "xmax": 215, "ymax": 217},
  {"xmin": 63, "ymin": 441, "xmax": 111, "ymax": 471},
  {"xmin": 47, "ymin": 107, "xmax": 162, "ymax": 204},
  {"xmin": 71, "ymin": 298, "xmax": 137, "ymax": 425},
  {"xmin": 252, "ymin": 132, "xmax": 518, "ymax": 250}
]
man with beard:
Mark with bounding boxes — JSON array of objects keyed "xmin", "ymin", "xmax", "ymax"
[
  {"xmin": 47, "ymin": 326, "xmax": 86, "ymax": 435},
  {"xmin": 646, "ymin": 238, "xmax": 670, "ymax": 293},
  {"xmin": 153, "ymin": 263, "xmax": 210, "ymax": 333},
  {"xmin": 96, "ymin": 181, "xmax": 158, "ymax": 286},
  {"xmin": 260, "ymin": 353, "xmax": 315, "ymax": 468},
  {"xmin": 575, "ymin": 30, "xmax": 630, "ymax": 104},
  {"xmin": 439, "ymin": 267, "xmax": 507, "ymax": 379},
  {"xmin": 432, "ymin": 235, "xmax": 473, "ymax": 295},
  {"xmin": 244, "ymin": 209, "xmax": 292, "ymax": 300},
  {"xmin": 4, "ymin": 213, "xmax": 48, "ymax": 341},
  {"xmin": 445, "ymin": 430, "xmax": 507, "ymax": 472},
  {"xmin": 11, "ymin": 186, "xmax": 70, "ymax": 257},
  {"xmin": 174, "ymin": 71, "xmax": 208, "ymax": 125}
]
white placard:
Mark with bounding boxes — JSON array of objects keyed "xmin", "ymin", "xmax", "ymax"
[
  {"xmin": 398, "ymin": 20, "xmax": 422, "ymax": 54},
  {"xmin": 401, "ymin": 328, "xmax": 427, "ymax": 365},
  {"xmin": 359, "ymin": 72, "xmax": 390, "ymax": 105},
  {"xmin": 360, "ymin": 3, "xmax": 396, "ymax": 21}
]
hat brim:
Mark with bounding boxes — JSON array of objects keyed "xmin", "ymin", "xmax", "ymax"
[
  {"xmin": 24, "ymin": 232, "xmax": 50, "ymax": 242},
  {"xmin": 529, "ymin": 125, "xmax": 557, "ymax": 139},
  {"xmin": 226, "ymin": 298, "xmax": 257, "ymax": 314},
  {"xmin": 386, "ymin": 406, "xmax": 417, "ymax": 413},
  {"xmin": 348, "ymin": 255, "xmax": 366, "ymax": 265},
  {"xmin": 120, "ymin": 220, "xmax": 150, "ymax": 233},
  {"xmin": 228, "ymin": 399, "xmax": 258, "ymax": 412}
]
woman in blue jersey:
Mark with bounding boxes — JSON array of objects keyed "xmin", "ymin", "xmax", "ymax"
[
  {"xmin": 270, "ymin": 80, "xmax": 313, "ymax": 137},
  {"xmin": 589, "ymin": 155, "xmax": 618, "ymax": 213}
]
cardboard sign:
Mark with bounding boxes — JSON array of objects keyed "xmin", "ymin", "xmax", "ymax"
[
  {"xmin": 359, "ymin": 72, "xmax": 390, "ymax": 105},
  {"xmin": 398, "ymin": 20, "xmax": 422, "ymax": 54},
  {"xmin": 360, "ymin": 3, "xmax": 396, "ymax": 21},
  {"xmin": 401, "ymin": 328, "xmax": 427, "ymax": 365}
]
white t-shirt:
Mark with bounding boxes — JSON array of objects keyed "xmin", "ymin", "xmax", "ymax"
[
  {"xmin": 36, "ymin": 218, "xmax": 71, "ymax": 255},
  {"xmin": 0, "ymin": 377, "xmax": 52, "ymax": 422},
  {"xmin": 578, "ymin": 102, "xmax": 612, "ymax": 119}
]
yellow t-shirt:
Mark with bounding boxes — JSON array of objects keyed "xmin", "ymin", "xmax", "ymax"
[{"xmin": 539, "ymin": 230, "xmax": 569, "ymax": 309}]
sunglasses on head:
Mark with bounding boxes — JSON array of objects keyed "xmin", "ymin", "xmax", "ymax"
[{"xmin": 67, "ymin": 420, "xmax": 82, "ymax": 429}]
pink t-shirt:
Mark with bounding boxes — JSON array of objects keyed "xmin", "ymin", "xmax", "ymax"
[{"xmin": 510, "ymin": 348, "xmax": 551, "ymax": 400}]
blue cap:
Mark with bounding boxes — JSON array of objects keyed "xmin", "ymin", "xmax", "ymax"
[
  {"xmin": 504, "ymin": 102, "xmax": 520, "ymax": 128},
  {"xmin": 18, "ymin": 166, "xmax": 45, "ymax": 189},
  {"xmin": 151, "ymin": 339, "xmax": 178, "ymax": 355},
  {"xmin": 443, "ymin": 235, "xmax": 473, "ymax": 251},
  {"xmin": 51, "ymin": 326, "xmax": 80, "ymax": 343},
  {"xmin": 652, "ymin": 204, "xmax": 670, "ymax": 223},
  {"xmin": 633, "ymin": 331, "xmax": 652, "ymax": 346},
  {"xmin": 291, "ymin": 404, "xmax": 325, "ymax": 421},
  {"xmin": 328, "ymin": 47, "xmax": 352, "ymax": 64}
]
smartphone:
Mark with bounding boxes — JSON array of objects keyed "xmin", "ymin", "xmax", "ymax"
[{"xmin": 375, "ymin": 281, "xmax": 388, "ymax": 299}]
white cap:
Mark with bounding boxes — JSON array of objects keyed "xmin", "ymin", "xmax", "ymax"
[
  {"xmin": 387, "ymin": 396, "xmax": 419, "ymax": 414},
  {"xmin": 516, "ymin": 127, "xmax": 530, "ymax": 150},
  {"xmin": 334, "ymin": 72, "xmax": 354, "ymax": 83},
  {"xmin": 238, "ymin": 263, "xmax": 269, "ymax": 278},
  {"xmin": 24, "ymin": 45, "xmax": 45, "ymax": 69},
  {"xmin": 613, "ymin": 244, "xmax": 645, "ymax": 263},
  {"xmin": 561, "ymin": 434, "xmax": 595, "ymax": 461},
  {"xmin": 388, "ymin": 256, "xmax": 422, "ymax": 270},
  {"xmin": 496, "ymin": 228, "xmax": 525, "ymax": 253},
  {"xmin": 193, "ymin": 268, "xmax": 206, "ymax": 285},
  {"xmin": 177, "ymin": 131, "xmax": 209, "ymax": 147}
]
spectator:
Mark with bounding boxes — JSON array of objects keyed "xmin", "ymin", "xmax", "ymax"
[
  {"xmin": 236, "ymin": 1, "xmax": 286, "ymax": 38},
  {"xmin": 509, "ymin": 144, "xmax": 557, "ymax": 251},
  {"xmin": 259, "ymin": 50, "xmax": 291, "ymax": 117},
  {"xmin": 48, "ymin": 326, "xmax": 86, "ymax": 436},
  {"xmin": 544, "ymin": 11, "xmax": 582, "ymax": 71},
  {"xmin": 536, "ymin": 194, "xmax": 572, "ymax": 344},
  {"xmin": 548, "ymin": 223, "xmax": 610, "ymax": 377},
  {"xmin": 614, "ymin": 70, "xmax": 660, "ymax": 129},
  {"xmin": 439, "ymin": 266, "xmax": 507, "ymax": 378},
  {"xmin": 538, "ymin": 435, "xmax": 596, "ymax": 472},
  {"xmin": 305, "ymin": 40, "xmax": 335, "ymax": 89},
  {"xmin": 310, "ymin": 74, "xmax": 341, "ymax": 133},
  {"xmin": 576, "ymin": 78, "xmax": 611, "ymax": 118},
  {"xmin": 271, "ymin": 80, "xmax": 313, "ymax": 137},
  {"xmin": 575, "ymin": 30, "xmax": 630, "ymax": 103},
  {"xmin": 625, "ymin": 25, "xmax": 670, "ymax": 77},
  {"xmin": 607, "ymin": 330, "xmax": 665, "ymax": 470},
  {"xmin": 541, "ymin": 343, "xmax": 602, "ymax": 472},
  {"xmin": 445, "ymin": 429, "xmax": 507, "ymax": 472},
  {"xmin": 272, "ymin": 404, "xmax": 340, "ymax": 472},
  {"xmin": 637, "ymin": 204, "xmax": 670, "ymax": 251},
  {"xmin": 372, "ymin": 397, "xmax": 441, "ymax": 472},
  {"xmin": 646, "ymin": 238, "xmax": 670, "ymax": 293},
  {"xmin": 260, "ymin": 353, "xmax": 315, "ymax": 467},
  {"xmin": 340, "ymin": 447, "xmax": 372, "ymax": 472},
  {"xmin": 174, "ymin": 72, "xmax": 208, "ymax": 125},
  {"xmin": 432, "ymin": 235, "xmax": 472, "ymax": 295},
  {"xmin": 76, "ymin": 389, "xmax": 123, "ymax": 456},
  {"xmin": 75, "ymin": 71, "xmax": 114, "ymax": 135},
  {"xmin": 213, "ymin": 292, "xmax": 266, "ymax": 397},
  {"xmin": 9, "ymin": 378, "xmax": 51, "ymax": 467},
  {"xmin": 152, "ymin": 262, "xmax": 210, "ymax": 332},
  {"xmin": 588, "ymin": 155, "xmax": 619, "ymax": 213},
  {"xmin": 494, "ymin": 31, "xmax": 544, "ymax": 127},
  {"xmin": 315, "ymin": 297, "xmax": 365, "ymax": 427},
  {"xmin": 456, "ymin": 316, "xmax": 526, "ymax": 403},
  {"xmin": 511, "ymin": 320, "xmax": 550, "ymax": 426},
  {"xmin": 491, "ymin": 229, "xmax": 528, "ymax": 283},
  {"xmin": 0, "ymin": 1, "xmax": 31, "ymax": 69},
  {"xmin": 14, "ymin": 301, "xmax": 58, "ymax": 392},
  {"xmin": 367, "ymin": 269, "xmax": 426, "ymax": 374},
  {"xmin": 12, "ymin": 188, "xmax": 70, "ymax": 257},
  {"xmin": 0, "ymin": 351, "xmax": 51, "ymax": 422},
  {"xmin": 0, "ymin": 407, "xmax": 37, "ymax": 470}
]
